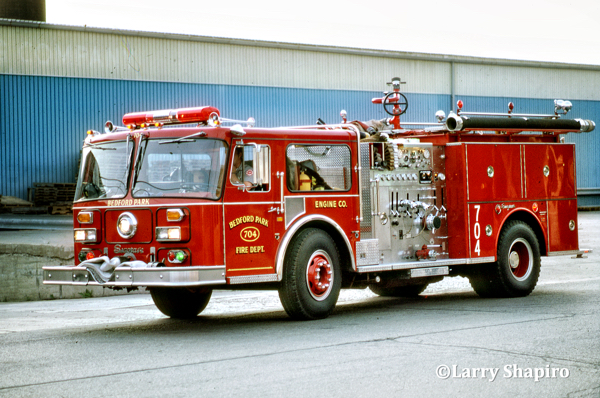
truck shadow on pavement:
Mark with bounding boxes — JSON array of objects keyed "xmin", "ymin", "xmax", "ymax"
[{"xmin": 85, "ymin": 288, "xmax": 575, "ymax": 338}]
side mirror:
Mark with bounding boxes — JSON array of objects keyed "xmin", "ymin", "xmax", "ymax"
[
  {"xmin": 250, "ymin": 144, "xmax": 259, "ymax": 186},
  {"xmin": 251, "ymin": 144, "xmax": 270, "ymax": 188},
  {"xmin": 234, "ymin": 143, "xmax": 270, "ymax": 191}
]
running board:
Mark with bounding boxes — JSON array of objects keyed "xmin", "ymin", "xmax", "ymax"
[{"xmin": 356, "ymin": 256, "xmax": 495, "ymax": 273}]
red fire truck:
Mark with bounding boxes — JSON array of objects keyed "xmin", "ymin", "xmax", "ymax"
[{"xmin": 43, "ymin": 78, "xmax": 594, "ymax": 320}]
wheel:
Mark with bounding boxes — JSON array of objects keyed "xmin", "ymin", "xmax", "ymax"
[
  {"xmin": 383, "ymin": 92, "xmax": 409, "ymax": 116},
  {"xmin": 278, "ymin": 228, "xmax": 342, "ymax": 320},
  {"xmin": 469, "ymin": 220, "xmax": 541, "ymax": 298},
  {"xmin": 149, "ymin": 287, "xmax": 212, "ymax": 319},
  {"xmin": 370, "ymin": 283, "xmax": 428, "ymax": 297}
]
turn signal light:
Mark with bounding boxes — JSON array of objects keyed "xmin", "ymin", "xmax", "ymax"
[
  {"xmin": 77, "ymin": 211, "xmax": 94, "ymax": 224},
  {"xmin": 166, "ymin": 208, "xmax": 185, "ymax": 222}
]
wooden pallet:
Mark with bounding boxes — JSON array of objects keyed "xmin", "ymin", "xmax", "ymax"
[
  {"xmin": 50, "ymin": 205, "xmax": 73, "ymax": 215},
  {"xmin": 33, "ymin": 183, "xmax": 76, "ymax": 206},
  {"xmin": 0, "ymin": 195, "xmax": 37, "ymax": 214},
  {"xmin": 50, "ymin": 201, "xmax": 73, "ymax": 215}
]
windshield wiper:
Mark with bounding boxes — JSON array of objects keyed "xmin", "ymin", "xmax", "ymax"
[
  {"xmin": 159, "ymin": 131, "xmax": 207, "ymax": 145},
  {"xmin": 134, "ymin": 181, "xmax": 181, "ymax": 192},
  {"xmin": 132, "ymin": 134, "xmax": 149, "ymax": 187},
  {"xmin": 125, "ymin": 134, "xmax": 132, "ymax": 172},
  {"xmin": 83, "ymin": 143, "xmax": 116, "ymax": 150}
]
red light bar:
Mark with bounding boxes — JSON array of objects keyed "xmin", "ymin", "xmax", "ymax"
[{"xmin": 122, "ymin": 106, "xmax": 220, "ymax": 128}]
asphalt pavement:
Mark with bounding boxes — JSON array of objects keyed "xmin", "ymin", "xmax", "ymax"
[{"xmin": 0, "ymin": 212, "xmax": 598, "ymax": 397}]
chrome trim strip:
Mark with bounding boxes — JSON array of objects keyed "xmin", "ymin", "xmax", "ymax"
[
  {"xmin": 225, "ymin": 201, "xmax": 279, "ymax": 206},
  {"xmin": 355, "ymin": 125, "xmax": 362, "ymax": 225},
  {"xmin": 279, "ymin": 170, "xmax": 285, "ymax": 214},
  {"xmin": 410, "ymin": 266, "xmax": 449, "ymax": 278},
  {"xmin": 228, "ymin": 274, "xmax": 278, "ymax": 284},
  {"xmin": 279, "ymin": 194, "xmax": 360, "ymax": 199},
  {"xmin": 76, "ymin": 202, "xmax": 224, "ymax": 210},
  {"xmin": 547, "ymin": 249, "xmax": 593, "ymax": 257},
  {"xmin": 43, "ymin": 265, "xmax": 226, "ymax": 287},
  {"xmin": 76, "ymin": 197, "xmax": 359, "ymax": 211},
  {"xmin": 275, "ymin": 214, "xmax": 356, "ymax": 280},
  {"xmin": 356, "ymin": 256, "xmax": 495, "ymax": 273}
]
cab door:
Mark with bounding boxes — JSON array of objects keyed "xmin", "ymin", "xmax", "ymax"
[{"xmin": 223, "ymin": 140, "xmax": 282, "ymax": 280}]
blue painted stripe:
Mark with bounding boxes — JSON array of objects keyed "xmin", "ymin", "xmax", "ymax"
[{"xmin": 1, "ymin": 75, "xmax": 598, "ymax": 206}]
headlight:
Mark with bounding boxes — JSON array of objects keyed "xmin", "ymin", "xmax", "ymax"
[
  {"xmin": 117, "ymin": 212, "xmax": 138, "ymax": 239},
  {"xmin": 156, "ymin": 227, "xmax": 181, "ymax": 241},
  {"xmin": 74, "ymin": 229, "xmax": 97, "ymax": 243}
]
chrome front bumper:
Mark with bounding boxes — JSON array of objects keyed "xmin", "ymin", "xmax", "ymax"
[{"xmin": 43, "ymin": 265, "xmax": 226, "ymax": 288}]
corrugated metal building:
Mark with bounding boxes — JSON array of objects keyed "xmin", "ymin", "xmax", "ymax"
[{"xmin": 1, "ymin": 20, "xmax": 599, "ymax": 206}]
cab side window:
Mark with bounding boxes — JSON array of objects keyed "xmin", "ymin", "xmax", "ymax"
[{"xmin": 286, "ymin": 145, "xmax": 351, "ymax": 192}]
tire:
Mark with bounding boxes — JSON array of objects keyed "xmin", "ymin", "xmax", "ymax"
[
  {"xmin": 469, "ymin": 220, "xmax": 541, "ymax": 298},
  {"xmin": 370, "ymin": 284, "xmax": 428, "ymax": 297},
  {"xmin": 149, "ymin": 287, "xmax": 212, "ymax": 319},
  {"xmin": 278, "ymin": 228, "xmax": 342, "ymax": 320}
]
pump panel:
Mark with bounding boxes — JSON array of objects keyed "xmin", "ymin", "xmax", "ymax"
[{"xmin": 358, "ymin": 140, "xmax": 448, "ymax": 265}]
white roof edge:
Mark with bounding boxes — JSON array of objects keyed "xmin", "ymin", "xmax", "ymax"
[{"xmin": 2, "ymin": 18, "xmax": 600, "ymax": 71}]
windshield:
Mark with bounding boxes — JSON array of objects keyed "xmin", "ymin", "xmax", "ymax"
[
  {"xmin": 132, "ymin": 138, "xmax": 228, "ymax": 199},
  {"xmin": 75, "ymin": 141, "xmax": 133, "ymax": 201}
]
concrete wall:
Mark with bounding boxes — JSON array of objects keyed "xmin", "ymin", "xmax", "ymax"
[{"xmin": 0, "ymin": 230, "xmax": 145, "ymax": 302}]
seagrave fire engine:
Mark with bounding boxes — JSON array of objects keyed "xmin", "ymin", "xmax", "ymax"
[{"xmin": 43, "ymin": 77, "xmax": 595, "ymax": 320}]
